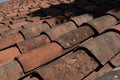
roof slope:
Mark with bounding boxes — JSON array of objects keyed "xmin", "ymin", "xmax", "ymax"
[{"xmin": 0, "ymin": 0, "xmax": 120, "ymax": 80}]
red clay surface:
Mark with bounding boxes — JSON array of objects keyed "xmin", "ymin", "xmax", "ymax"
[{"xmin": 0, "ymin": 0, "xmax": 120, "ymax": 80}]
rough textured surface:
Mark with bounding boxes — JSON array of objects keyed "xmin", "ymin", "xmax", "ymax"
[
  {"xmin": 0, "ymin": 0, "xmax": 120, "ymax": 80},
  {"xmin": 96, "ymin": 66, "xmax": 120, "ymax": 80},
  {"xmin": 35, "ymin": 50, "xmax": 98, "ymax": 80}
]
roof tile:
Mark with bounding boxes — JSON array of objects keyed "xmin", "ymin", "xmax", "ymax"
[
  {"xmin": 0, "ymin": 61, "xmax": 23, "ymax": 80},
  {"xmin": 84, "ymin": 64, "xmax": 112, "ymax": 80},
  {"xmin": 86, "ymin": 15, "xmax": 118, "ymax": 33},
  {"xmin": 44, "ymin": 21, "xmax": 77, "ymax": 40},
  {"xmin": 33, "ymin": 50, "xmax": 98, "ymax": 80},
  {"xmin": 16, "ymin": 43, "xmax": 63, "ymax": 72},
  {"xmin": 55, "ymin": 26, "xmax": 94, "ymax": 49},
  {"xmin": 0, "ymin": 47, "xmax": 21, "ymax": 66},
  {"xmin": 0, "ymin": 0, "xmax": 120, "ymax": 79},
  {"xmin": 20, "ymin": 23, "xmax": 50, "ymax": 39},
  {"xmin": 110, "ymin": 52, "xmax": 120, "ymax": 67},
  {"xmin": 17, "ymin": 35, "xmax": 50, "ymax": 53},
  {"xmin": 106, "ymin": 8, "xmax": 120, "ymax": 20},
  {"xmin": 0, "ymin": 33, "xmax": 24, "ymax": 50},
  {"xmin": 0, "ymin": 25, "xmax": 10, "ymax": 33},
  {"xmin": 70, "ymin": 14, "xmax": 94, "ymax": 26},
  {"xmin": 1, "ymin": 27, "xmax": 23, "ymax": 38},
  {"xmin": 80, "ymin": 31, "xmax": 120, "ymax": 65}
]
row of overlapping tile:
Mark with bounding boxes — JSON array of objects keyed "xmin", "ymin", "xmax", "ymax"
[{"xmin": 0, "ymin": 0, "xmax": 120, "ymax": 80}]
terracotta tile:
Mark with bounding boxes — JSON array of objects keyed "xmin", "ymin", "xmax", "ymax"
[
  {"xmin": 16, "ymin": 26, "xmax": 94, "ymax": 72},
  {"xmin": 1, "ymin": 19, "xmax": 11, "ymax": 25},
  {"xmin": 112, "ymin": 24, "xmax": 120, "ymax": 32},
  {"xmin": 44, "ymin": 17, "xmax": 66, "ymax": 27},
  {"xmin": 110, "ymin": 53, "xmax": 120, "ymax": 67},
  {"xmin": 0, "ymin": 21, "xmax": 6, "ymax": 26},
  {"xmin": 63, "ymin": 9, "xmax": 84, "ymax": 19},
  {"xmin": 1, "ymin": 27, "xmax": 23, "ymax": 38},
  {"xmin": 18, "ymin": 10, "xmax": 30, "ymax": 16},
  {"xmin": 20, "ymin": 23, "xmax": 50, "ymax": 39},
  {"xmin": 84, "ymin": 64, "xmax": 112, "ymax": 80},
  {"xmin": 9, "ymin": 21, "xmax": 28, "ymax": 29},
  {"xmin": 55, "ymin": 16, "xmax": 69, "ymax": 26},
  {"xmin": 0, "ymin": 61, "xmax": 24, "ymax": 80},
  {"xmin": 4, "ymin": 15, "xmax": 17, "ymax": 20},
  {"xmin": 108, "ymin": 26, "xmax": 120, "ymax": 63},
  {"xmin": 55, "ymin": 26, "xmax": 94, "ymax": 49},
  {"xmin": 30, "ymin": 77, "xmax": 39, "ymax": 80},
  {"xmin": 0, "ymin": 47, "xmax": 21, "ymax": 66},
  {"xmin": 33, "ymin": 50, "xmax": 98, "ymax": 80},
  {"xmin": 70, "ymin": 14, "xmax": 94, "ymax": 26},
  {"xmin": 0, "ymin": 33, "xmax": 24, "ymax": 50},
  {"xmin": 0, "ymin": 25, "xmax": 10, "ymax": 33},
  {"xmin": 44, "ymin": 21, "xmax": 77, "ymax": 40},
  {"xmin": 29, "ymin": 8, "xmax": 40, "ymax": 13},
  {"xmin": 17, "ymin": 21, "xmax": 76, "ymax": 53},
  {"xmin": 0, "ymin": 17, "xmax": 3, "ymax": 21},
  {"xmin": 10, "ymin": 18, "xmax": 26, "ymax": 24},
  {"xmin": 22, "ymin": 75, "xmax": 40, "ymax": 80},
  {"xmin": 81, "ymin": 31, "xmax": 120, "ymax": 65},
  {"xmin": 17, "ymin": 35, "xmax": 50, "ymax": 53},
  {"xmin": 96, "ymin": 67, "xmax": 120, "ymax": 80},
  {"xmin": 26, "ymin": 17, "xmax": 41, "ymax": 22},
  {"xmin": 16, "ymin": 43, "xmax": 63, "ymax": 72},
  {"xmin": 87, "ymin": 15, "xmax": 118, "ymax": 33},
  {"xmin": 6, "ymin": 12, "xmax": 18, "ymax": 17},
  {"xmin": 22, "ymin": 76, "xmax": 32, "ymax": 80},
  {"xmin": 48, "ymin": 0, "xmax": 61, "ymax": 5},
  {"xmin": 11, "ymin": 14, "xmax": 26, "ymax": 20},
  {"xmin": 1, "ymin": 0, "xmax": 120, "ymax": 80},
  {"xmin": 0, "ymin": 23, "xmax": 4, "ymax": 26},
  {"xmin": 18, "ymin": 8, "xmax": 29, "ymax": 13},
  {"xmin": 43, "ymin": 18, "xmax": 57, "ymax": 27},
  {"xmin": 22, "ymin": 21, "xmax": 41, "ymax": 28},
  {"xmin": 39, "ymin": 1, "xmax": 51, "ymax": 8},
  {"xmin": 68, "ymin": 0, "xmax": 75, "ymax": 3},
  {"xmin": 107, "ymin": 8, "xmax": 120, "ymax": 20}
]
